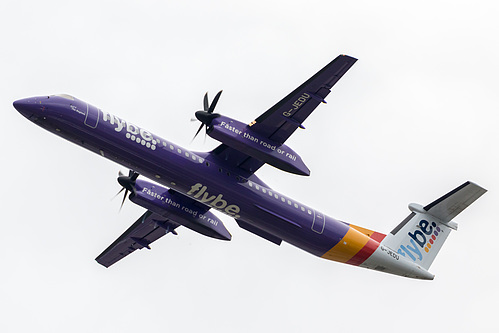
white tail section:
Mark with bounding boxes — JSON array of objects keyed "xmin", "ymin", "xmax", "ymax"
[{"xmin": 382, "ymin": 181, "xmax": 486, "ymax": 270}]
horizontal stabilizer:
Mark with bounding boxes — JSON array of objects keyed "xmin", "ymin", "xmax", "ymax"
[{"xmin": 422, "ymin": 181, "xmax": 487, "ymax": 223}]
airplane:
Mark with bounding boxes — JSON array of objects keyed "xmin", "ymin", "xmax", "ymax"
[{"xmin": 13, "ymin": 54, "xmax": 486, "ymax": 280}]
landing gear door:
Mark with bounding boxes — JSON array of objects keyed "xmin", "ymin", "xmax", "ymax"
[{"xmin": 84, "ymin": 103, "xmax": 100, "ymax": 128}]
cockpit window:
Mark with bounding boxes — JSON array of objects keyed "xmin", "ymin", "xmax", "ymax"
[{"xmin": 53, "ymin": 94, "xmax": 75, "ymax": 100}]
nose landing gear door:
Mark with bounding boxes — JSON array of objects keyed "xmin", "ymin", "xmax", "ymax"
[{"xmin": 84, "ymin": 103, "xmax": 100, "ymax": 128}]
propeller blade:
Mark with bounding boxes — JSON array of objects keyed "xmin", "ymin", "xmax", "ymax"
[
  {"xmin": 208, "ymin": 90, "xmax": 223, "ymax": 114},
  {"xmin": 192, "ymin": 123, "xmax": 205, "ymax": 142},
  {"xmin": 203, "ymin": 92, "xmax": 209, "ymax": 111},
  {"xmin": 114, "ymin": 187, "xmax": 125, "ymax": 197},
  {"xmin": 120, "ymin": 189, "xmax": 128, "ymax": 211},
  {"xmin": 130, "ymin": 171, "xmax": 139, "ymax": 182}
]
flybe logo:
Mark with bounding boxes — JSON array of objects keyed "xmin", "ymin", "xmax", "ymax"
[
  {"xmin": 102, "ymin": 111, "xmax": 161, "ymax": 151},
  {"xmin": 187, "ymin": 183, "xmax": 241, "ymax": 219},
  {"xmin": 397, "ymin": 220, "xmax": 442, "ymax": 262}
]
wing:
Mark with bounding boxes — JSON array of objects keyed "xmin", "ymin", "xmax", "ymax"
[
  {"xmin": 210, "ymin": 55, "xmax": 357, "ymax": 174},
  {"xmin": 95, "ymin": 210, "xmax": 180, "ymax": 268},
  {"xmin": 249, "ymin": 54, "xmax": 357, "ymax": 144}
]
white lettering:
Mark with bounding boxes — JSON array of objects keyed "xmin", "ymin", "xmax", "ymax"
[
  {"xmin": 115, "ymin": 116, "xmax": 126, "ymax": 132},
  {"xmin": 127, "ymin": 123, "xmax": 139, "ymax": 135},
  {"xmin": 187, "ymin": 183, "xmax": 241, "ymax": 218},
  {"xmin": 140, "ymin": 128, "xmax": 153, "ymax": 141},
  {"xmin": 102, "ymin": 111, "xmax": 115, "ymax": 124}
]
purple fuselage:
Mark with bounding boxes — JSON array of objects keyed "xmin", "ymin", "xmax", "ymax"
[{"xmin": 15, "ymin": 95, "xmax": 349, "ymax": 255}]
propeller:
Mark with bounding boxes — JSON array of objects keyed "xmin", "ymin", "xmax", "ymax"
[
  {"xmin": 115, "ymin": 170, "xmax": 139, "ymax": 210},
  {"xmin": 192, "ymin": 90, "xmax": 223, "ymax": 141}
]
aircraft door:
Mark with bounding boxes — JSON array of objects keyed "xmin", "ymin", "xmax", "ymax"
[
  {"xmin": 84, "ymin": 103, "xmax": 99, "ymax": 128},
  {"xmin": 312, "ymin": 210, "xmax": 325, "ymax": 234}
]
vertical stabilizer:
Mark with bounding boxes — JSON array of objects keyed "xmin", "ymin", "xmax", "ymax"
[{"xmin": 381, "ymin": 182, "xmax": 486, "ymax": 270}]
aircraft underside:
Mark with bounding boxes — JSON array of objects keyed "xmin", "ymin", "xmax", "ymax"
[{"xmin": 13, "ymin": 55, "xmax": 486, "ymax": 279}]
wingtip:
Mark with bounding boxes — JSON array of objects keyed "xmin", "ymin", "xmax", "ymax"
[{"xmin": 340, "ymin": 54, "xmax": 358, "ymax": 61}]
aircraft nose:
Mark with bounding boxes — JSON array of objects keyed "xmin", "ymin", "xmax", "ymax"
[{"xmin": 13, "ymin": 97, "xmax": 42, "ymax": 118}]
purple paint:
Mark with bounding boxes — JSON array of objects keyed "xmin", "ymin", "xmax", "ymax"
[{"xmin": 13, "ymin": 56, "xmax": 360, "ymax": 267}]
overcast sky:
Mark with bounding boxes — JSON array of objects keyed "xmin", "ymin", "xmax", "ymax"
[{"xmin": 2, "ymin": 1, "xmax": 498, "ymax": 332}]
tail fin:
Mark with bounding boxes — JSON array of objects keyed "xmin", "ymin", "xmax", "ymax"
[{"xmin": 381, "ymin": 181, "xmax": 486, "ymax": 270}]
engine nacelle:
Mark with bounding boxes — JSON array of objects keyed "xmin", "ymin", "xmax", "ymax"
[
  {"xmin": 207, "ymin": 116, "xmax": 310, "ymax": 176},
  {"xmin": 130, "ymin": 179, "xmax": 231, "ymax": 241}
]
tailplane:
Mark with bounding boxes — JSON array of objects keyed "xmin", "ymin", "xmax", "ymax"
[{"xmin": 381, "ymin": 181, "xmax": 486, "ymax": 270}]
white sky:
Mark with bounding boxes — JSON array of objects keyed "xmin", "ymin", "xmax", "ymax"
[{"xmin": 2, "ymin": 1, "xmax": 498, "ymax": 332}]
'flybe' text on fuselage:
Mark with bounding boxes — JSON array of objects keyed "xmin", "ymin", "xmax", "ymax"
[{"xmin": 187, "ymin": 183, "xmax": 241, "ymax": 218}]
